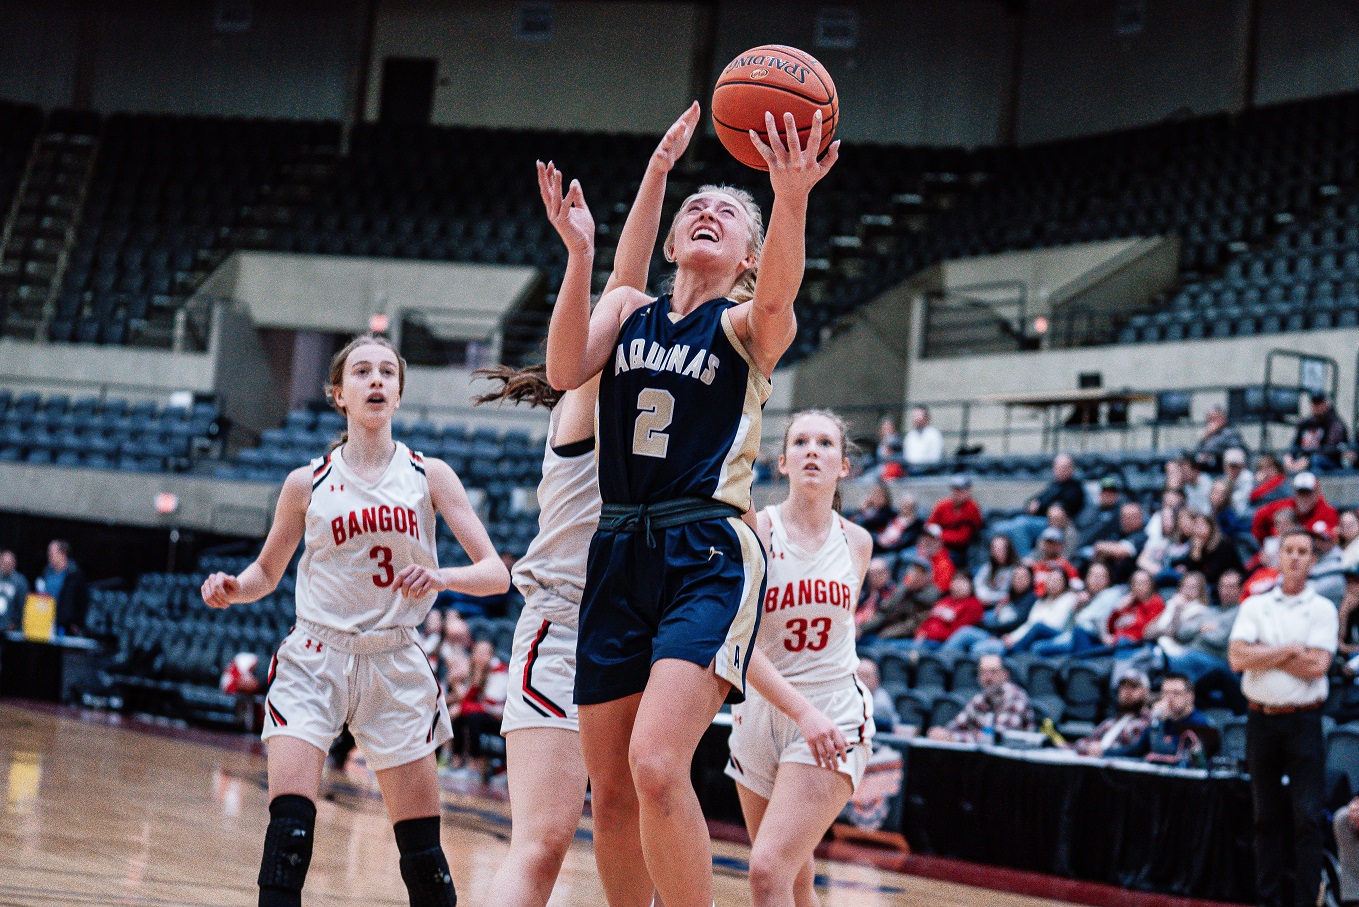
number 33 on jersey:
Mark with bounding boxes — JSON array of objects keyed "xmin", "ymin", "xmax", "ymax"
[{"xmin": 295, "ymin": 442, "xmax": 441, "ymax": 632}]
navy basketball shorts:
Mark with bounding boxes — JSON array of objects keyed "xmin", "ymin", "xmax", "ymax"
[{"xmin": 574, "ymin": 515, "xmax": 766, "ymax": 706}]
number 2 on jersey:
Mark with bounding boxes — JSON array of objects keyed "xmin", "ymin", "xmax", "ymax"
[
  {"xmin": 784, "ymin": 617, "xmax": 832, "ymax": 652},
  {"xmin": 632, "ymin": 388, "xmax": 674, "ymax": 459},
  {"xmin": 370, "ymin": 545, "xmax": 394, "ymax": 587}
]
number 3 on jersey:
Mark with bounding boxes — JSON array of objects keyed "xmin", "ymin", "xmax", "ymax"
[
  {"xmin": 370, "ymin": 545, "xmax": 394, "ymax": 587},
  {"xmin": 784, "ymin": 617, "xmax": 832, "ymax": 652},
  {"xmin": 632, "ymin": 388, "xmax": 674, "ymax": 459}
]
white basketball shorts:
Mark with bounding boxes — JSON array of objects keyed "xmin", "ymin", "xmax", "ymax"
[
  {"xmin": 262, "ymin": 618, "xmax": 452, "ymax": 771},
  {"xmin": 725, "ymin": 676, "xmax": 876, "ymax": 800},
  {"xmin": 501, "ymin": 602, "xmax": 579, "ymax": 734}
]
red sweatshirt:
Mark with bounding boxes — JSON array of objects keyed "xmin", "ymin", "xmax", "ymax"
[
  {"xmin": 928, "ymin": 497, "xmax": 984, "ymax": 551},
  {"xmin": 1105, "ymin": 594, "xmax": 1165, "ymax": 644},
  {"xmin": 1252, "ymin": 494, "xmax": 1339, "ymax": 542},
  {"xmin": 915, "ymin": 595, "xmax": 984, "ymax": 642}
]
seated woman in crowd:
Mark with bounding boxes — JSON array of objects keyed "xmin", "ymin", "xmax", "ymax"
[
  {"xmin": 445, "ymin": 639, "xmax": 505, "ymax": 779},
  {"xmin": 849, "ymin": 482, "xmax": 897, "ymax": 536},
  {"xmin": 1208, "ymin": 479, "xmax": 1249, "ymax": 538},
  {"xmin": 1340, "ymin": 509, "xmax": 1359, "ymax": 568},
  {"xmin": 1171, "ymin": 510, "xmax": 1243, "ymax": 589},
  {"xmin": 1142, "ymin": 571, "xmax": 1215, "ymax": 658},
  {"xmin": 875, "ymin": 492, "xmax": 923, "ymax": 554},
  {"xmin": 973, "ymin": 535, "xmax": 1018, "ymax": 608},
  {"xmin": 899, "ymin": 573, "xmax": 983, "ymax": 650},
  {"xmin": 1103, "ymin": 570, "xmax": 1167, "ymax": 649},
  {"xmin": 1030, "ymin": 562, "xmax": 1124, "ymax": 657},
  {"xmin": 1138, "ymin": 506, "xmax": 1193, "ymax": 583},
  {"xmin": 948, "ymin": 566, "xmax": 1078, "ymax": 656}
]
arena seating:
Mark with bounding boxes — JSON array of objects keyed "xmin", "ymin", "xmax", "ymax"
[
  {"xmin": 0, "ymin": 389, "xmax": 220, "ymax": 471},
  {"xmin": 0, "ymin": 101, "xmax": 46, "ymax": 330}
]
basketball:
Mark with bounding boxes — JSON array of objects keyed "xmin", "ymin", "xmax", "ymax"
[{"xmin": 712, "ymin": 44, "xmax": 838, "ymax": 170}]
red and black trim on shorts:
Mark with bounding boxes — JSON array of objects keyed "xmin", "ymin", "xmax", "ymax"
[
  {"xmin": 521, "ymin": 620, "xmax": 568, "ymax": 719},
  {"xmin": 851, "ymin": 679, "xmax": 872, "ymax": 747},
  {"xmin": 266, "ymin": 699, "xmax": 288, "ymax": 727}
]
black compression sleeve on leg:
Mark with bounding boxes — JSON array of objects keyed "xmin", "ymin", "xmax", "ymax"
[
  {"xmin": 258, "ymin": 794, "xmax": 316, "ymax": 907},
  {"xmin": 394, "ymin": 816, "xmax": 457, "ymax": 907}
]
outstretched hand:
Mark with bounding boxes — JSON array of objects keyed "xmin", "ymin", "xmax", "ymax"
[
  {"xmin": 749, "ymin": 109, "xmax": 840, "ymax": 198},
  {"xmin": 536, "ymin": 161, "xmax": 595, "ymax": 255},
  {"xmin": 650, "ymin": 101, "xmax": 701, "ymax": 174}
]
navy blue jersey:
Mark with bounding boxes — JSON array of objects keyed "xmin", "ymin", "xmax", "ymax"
[{"xmin": 598, "ymin": 295, "xmax": 772, "ymax": 509}]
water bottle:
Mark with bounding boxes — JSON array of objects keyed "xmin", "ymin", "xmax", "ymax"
[{"xmin": 981, "ymin": 712, "xmax": 996, "ymax": 747}]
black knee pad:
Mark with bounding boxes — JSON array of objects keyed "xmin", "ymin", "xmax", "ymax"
[
  {"xmin": 258, "ymin": 794, "xmax": 316, "ymax": 906},
  {"xmin": 395, "ymin": 816, "xmax": 456, "ymax": 907}
]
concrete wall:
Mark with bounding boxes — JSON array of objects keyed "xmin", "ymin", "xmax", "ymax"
[
  {"xmin": 1255, "ymin": 0, "xmax": 1359, "ymax": 106},
  {"xmin": 0, "ymin": 0, "xmax": 362, "ymax": 119},
  {"xmin": 367, "ymin": 0, "xmax": 700, "ymax": 133},
  {"xmin": 0, "ymin": 334, "xmax": 216, "ymax": 401},
  {"xmin": 1016, "ymin": 0, "xmax": 1250, "ymax": 145}
]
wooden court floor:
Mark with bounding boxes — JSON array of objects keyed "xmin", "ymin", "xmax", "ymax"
[{"xmin": 0, "ymin": 701, "xmax": 1072, "ymax": 907}]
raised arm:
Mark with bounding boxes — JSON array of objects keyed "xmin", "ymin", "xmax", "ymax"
[
  {"xmin": 602, "ymin": 102, "xmax": 701, "ymax": 296},
  {"xmin": 395, "ymin": 458, "xmax": 510, "ymax": 599},
  {"xmin": 201, "ymin": 467, "xmax": 310, "ymax": 608},
  {"xmin": 734, "ymin": 109, "xmax": 840, "ymax": 376}
]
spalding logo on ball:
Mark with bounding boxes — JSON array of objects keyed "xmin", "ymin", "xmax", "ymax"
[{"xmin": 712, "ymin": 44, "xmax": 838, "ymax": 171}]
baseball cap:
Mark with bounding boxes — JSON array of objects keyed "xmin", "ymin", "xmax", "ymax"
[
  {"xmin": 1115, "ymin": 667, "xmax": 1150, "ymax": 689},
  {"xmin": 1039, "ymin": 526, "xmax": 1064, "ymax": 543},
  {"xmin": 1293, "ymin": 472, "xmax": 1318, "ymax": 492},
  {"xmin": 1099, "ymin": 476, "xmax": 1122, "ymax": 491},
  {"xmin": 949, "ymin": 474, "xmax": 973, "ymax": 489},
  {"xmin": 1223, "ymin": 448, "xmax": 1246, "ymax": 467},
  {"xmin": 923, "ymin": 523, "xmax": 943, "ymax": 538}
]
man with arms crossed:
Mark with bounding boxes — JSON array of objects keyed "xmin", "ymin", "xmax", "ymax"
[{"xmin": 1229, "ymin": 527, "xmax": 1336, "ymax": 907}]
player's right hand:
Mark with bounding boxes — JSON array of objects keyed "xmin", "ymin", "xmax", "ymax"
[
  {"xmin": 201, "ymin": 572, "xmax": 239, "ymax": 609},
  {"xmin": 797, "ymin": 707, "xmax": 850, "ymax": 770},
  {"xmin": 650, "ymin": 101, "xmax": 701, "ymax": 174},
  {"xmin": 536, "ymin": 161, "xmax": 595, "ymax": 256}
]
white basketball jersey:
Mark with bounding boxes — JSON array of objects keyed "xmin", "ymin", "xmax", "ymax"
[
  {"xmin": 511, "ymin": 406, "xmax": 600, "ymax": 630},
  {"xmin": 295, "ymin": 442, "xmax": 440, "ymax": 633},
  {"xmin": 759, "ymin": 505, "xmax": 862, "ymax": 686}
]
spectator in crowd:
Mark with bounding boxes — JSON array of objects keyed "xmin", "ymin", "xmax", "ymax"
[
  {"xmin": 447, "ymin": 639, "xmax": 508, "ymax": 779},
  {"xmin": 1308, "ymin": 521, "xmax": 1346, "ymax": 606},
  {"xmin": 1287, "ymin": 392, "xmax": 1349, "ymax": 472},
  {"xmin": 1032, "ymin": 562, "xmax": 1125, "ymax": 657},
  {"xmin": 1244, "ymin": 508, "xmax": 1296, "ymax": 595},
  {"xmin": 1104, "ymin": 570, "xmax": 1166, "ymax": 649},
  {"xmin": 1250, "ymin": 453, "xmax": 1291, "ymax": 511},
  {"xmin": 1073, "ymin": 669, "xmax": 1153, "ymax": 757},
  {"xmin": 858, "ymin": 556, "xmax": 940, "ymax": 640},
  {"xmin": 910, "ymin": 573, "xmax": 983, "ymax": 648},
  {"xmin": 917, "ymin": 524, "xmax": 955, "ymax": 593},
  {"xmin": 1209, "ymin": 479, "xmax": 1249, "ymax": 538},
  {"xmin": 1140, "ymin": 506, "xmax": 1194, "ymax": 581},
  {"xmin": 0, "ymin": 550, "xmax": 30, "ymax": 632},
  {"xmin": 39, "ymin": 540, "xmax": 88, "ymax": 636},
  {"xmin": 1167, "ymin": 569, "xmax": 1245, "ymax": 712},
  {"xmin": 993, "ymin": 454, "xmax": 1086, "ymax": 555},
  {"xmin": 1173, "ymin": 509, "xmax": 1244, "ymax": 588},
  {"xmin": 1045, "ymin": 503, "xmax": 1080, "ymax": 559},
  {"xmin": 994, "ymin": 566, "xmax": 1079, "ymax": 654},
  {"xmin": 904, "ymin": 405, "xmax": 944, "ymax": 466},
  {"xmin": 929, "ymin": 475, "xmax": 984, "ymax": 566},
  {"xmin": 1027, "ymin": 526, "xmax": 1081, "ymax": 590},
  {"xmin": 878, "ymin": 437, "xmax": 905, "ymax": 479},
  {"xmin": 1253, "ymin": 472, "xmax": 1338, "ymax": 543},
  {"xmin": 1088, "ymin": 502, "xmax": 1147, "ymax": 584},
  {"xmin": 1143, "ymin": 572, "xmax": 1214, "ymax": 658},
  {"xmin": 1105, "ymin": 673, "xmax": 1218, "ymax": 764},
  {"xmin": 1141, "ymin": 490, "xmax": 1185, "ymax": 561},
  {"xmin": 979, "ymin": 563, "xmax": 1037, "ymax": 638},
  {"xmin": 855, "ymin": 557, "xmax": 898, "ymax": 629},
  {"xmin": 857, "ymin": 659, "xmax": 900, "ymax": 732},
  {"xmin": 420, "ymin": 608, "xmax": 445, "ymax": 668},
  {"xmin": 875, "ymin": 416, "xmax": 902, "ymax": 463},
  {"xmin": 1340, "ymin": 509, "xmax": 1359, "ymax": 568},
  {"xmin": 850, "ymin": 482, "xmax": 897, "ymax": 536},
  {"xmin": 1178, "ymin": 456, "xmax": 1213, "ymax": 516},
  {"xmin": 1222, "ymin": 448, "xmax": 1254, "ymax": 516},
  {"xmin": 926, "ymin": 655, "xmax": 1035, "ymax": 743},
  {"xmin": 1230, "ymin": 528, "xmax": 1335, "ymax": 907},
  {"xmin": 1195, "ymin": 406, "xmax": 1246, "ymax": 473},
  {"xmin": 1331, "ymin": 798, "xmax": 1359, "ymax": 907},
  {"xmin": 874, "ymin": 492, "xmax": 922, "ymax": 554},
  {"xmin": 973, "ymin": 535, "xmax": 1018, "ymax": 608},
  {"xmin": 1077, "ymin": 477, "xmax": 1126, "ymax": 549},
  {"xmin": 439, "ymin": 612, "xmax": 473, "ymax": 694},
  {"xmin": 1338, "ymin": 568, "xmax": 1359, "ymax": 663}
]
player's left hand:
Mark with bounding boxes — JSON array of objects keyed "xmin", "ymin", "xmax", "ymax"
[
  {"xmin": 537, "ymin": 161, "xmax": 595, "ymax": 255},
  {"xmin": 749, "ymin": 109, "xmax": 839, "ymax": 199},
  {"xmin": 395, "ymin": 564, "xmax": 444, "ymax": 598},
  {"xmin": 797, "ymin": 707, "xmax": 849, "ymax": 770}
]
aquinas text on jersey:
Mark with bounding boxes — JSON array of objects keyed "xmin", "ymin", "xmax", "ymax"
[
  {"xmin": 764, "ymin": 579, "xmax": 854, "ymax": 613},
  {"xmin": 613, "ymin": 338, "xmax": 719, "ymax": 385},
  {"xmin": 331, "ymin": 505, "xmax": 421, "ymax": 546}
]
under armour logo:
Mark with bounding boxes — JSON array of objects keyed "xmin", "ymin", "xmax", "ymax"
[{"xmin": 304, "ymin": 639, "xmax": 323, "ymax": 653}]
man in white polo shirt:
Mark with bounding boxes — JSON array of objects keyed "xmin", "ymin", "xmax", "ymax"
[{"xmin": 1229, "ymin": 527, "xmax": 1336, "ymax": 907}]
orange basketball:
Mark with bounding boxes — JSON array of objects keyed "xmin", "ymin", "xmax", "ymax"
[{"xmin": 712, "ymin": 44, "xmax": 838, "ymax": 171}]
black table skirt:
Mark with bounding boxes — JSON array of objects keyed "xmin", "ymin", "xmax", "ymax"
[{"xmin": 903, "ymin": 744, "xmax": 1256, "ymax": 903}]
